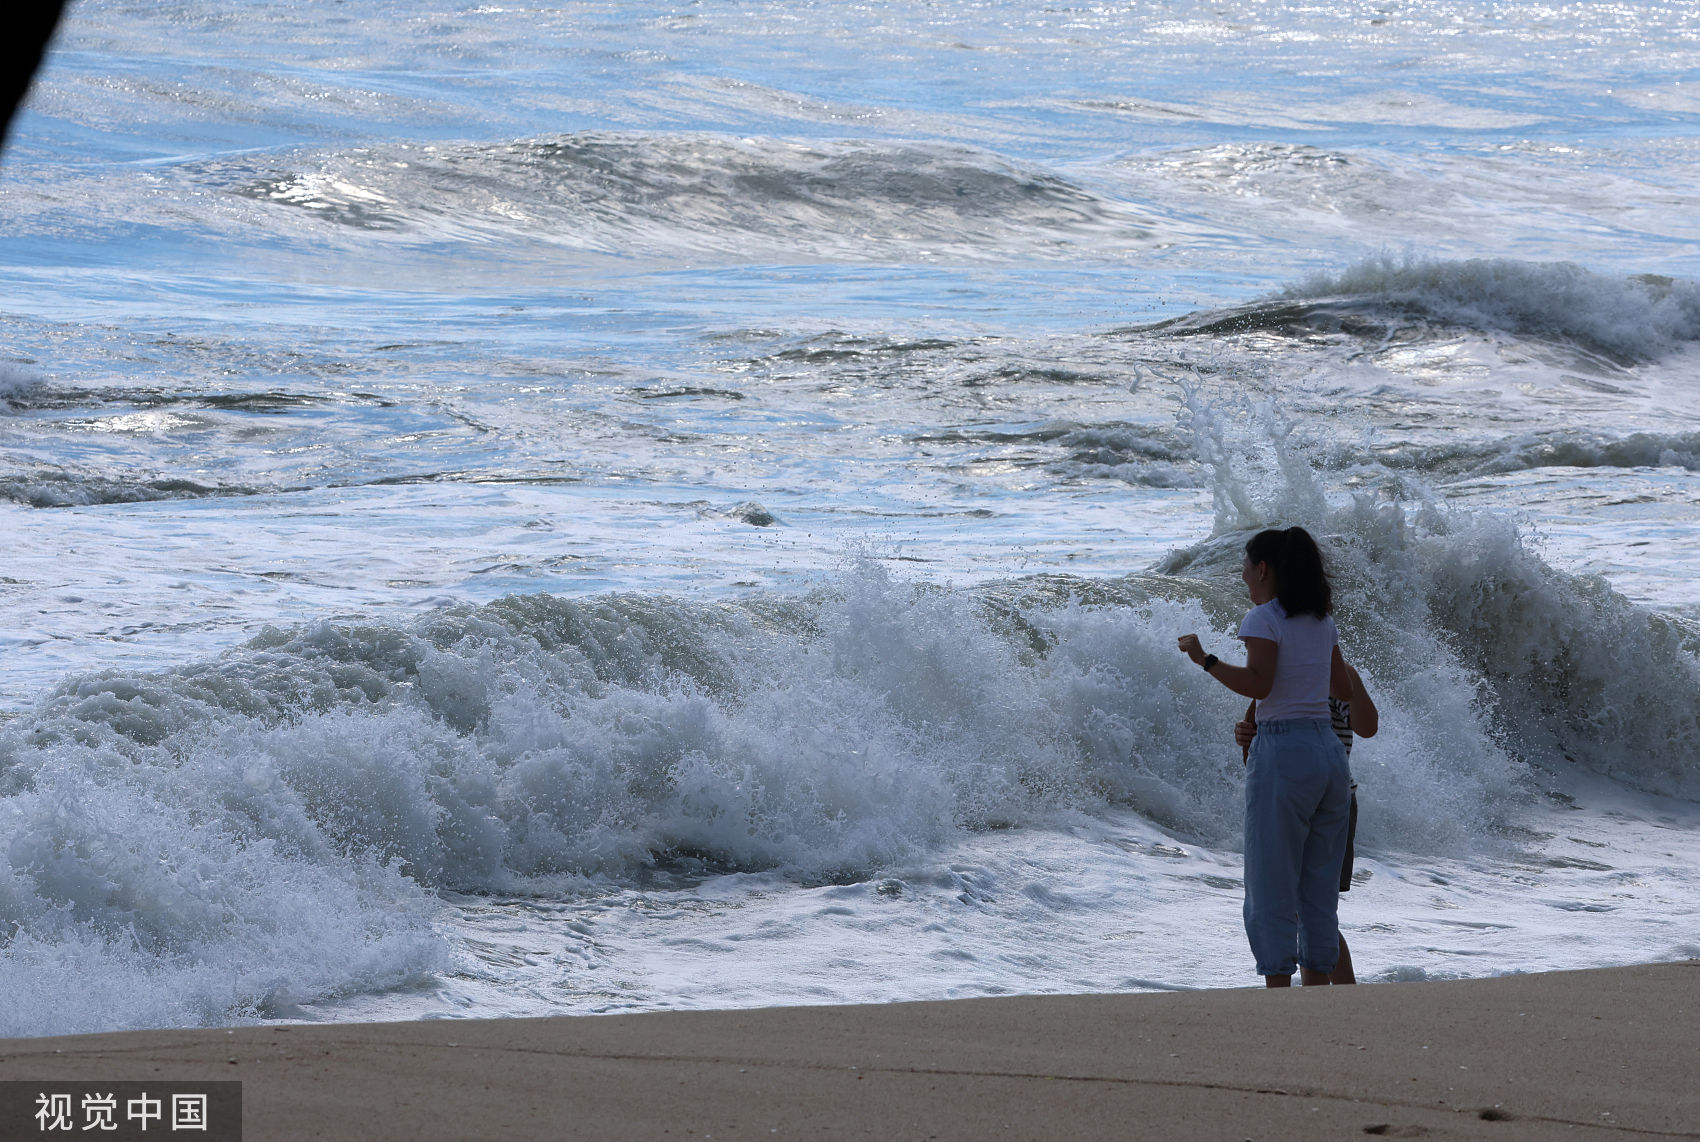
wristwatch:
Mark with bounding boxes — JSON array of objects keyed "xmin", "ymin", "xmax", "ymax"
[{"xmin": 1202, "ymin": 653, "xmax": 1219, "ymax": 672}]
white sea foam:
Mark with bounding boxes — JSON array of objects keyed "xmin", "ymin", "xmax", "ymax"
[{"xmin": 0, "ymin": 746, "xmax": 444, "ymax": 1036}]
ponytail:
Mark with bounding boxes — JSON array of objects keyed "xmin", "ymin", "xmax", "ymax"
[{"xmin": 1244, "ymin": 526, "xmax": 1332, "ymax": 619}]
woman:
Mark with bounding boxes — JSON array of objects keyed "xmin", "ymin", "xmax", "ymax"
[{"xmin": 1177, "ymin": 526, "xmax": 1352, "ymax": 988}]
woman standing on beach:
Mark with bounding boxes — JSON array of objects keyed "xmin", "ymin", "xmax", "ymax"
[{"xmin": 1177, "ymin": 527, "xmax": 1352, "ymax": 988}]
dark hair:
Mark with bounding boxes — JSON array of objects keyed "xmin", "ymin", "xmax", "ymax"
[{"xmin": 1244, "ymin": 526, "xmax": 1332, "ymax": 619}]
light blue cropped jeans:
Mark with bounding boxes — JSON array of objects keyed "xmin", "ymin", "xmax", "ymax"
[{"xmin": 1243, "ymin": 717, "xmax": 1352, "ymax": 977}]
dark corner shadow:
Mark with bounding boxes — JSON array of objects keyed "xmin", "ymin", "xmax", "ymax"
[{"xmin": 2, "ymin": 1, "xmax": 71, "ymax": 158}]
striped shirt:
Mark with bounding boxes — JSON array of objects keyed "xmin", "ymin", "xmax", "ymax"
[{"xmin": 1329, "ymin": 697, "xmax": 1353, "ymax": 758}]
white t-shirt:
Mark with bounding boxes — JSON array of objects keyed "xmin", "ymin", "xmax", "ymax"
[{"xmin": 1237, "ymin": 599, "xmax": 1337, "ymax": 722}]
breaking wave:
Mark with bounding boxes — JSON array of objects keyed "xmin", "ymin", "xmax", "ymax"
[
  {"xmin": 1142, "ymin": 257, "xmax": 1700, "ymax": 364},
  {"xmin": 4, "ymin": 438, "xmax": 1697, "ymax": 1033}
]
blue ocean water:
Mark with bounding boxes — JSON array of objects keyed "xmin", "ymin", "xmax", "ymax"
[{"xmin": 0, "ymin": 0, "xmax": 1697, "ymax": 1035}]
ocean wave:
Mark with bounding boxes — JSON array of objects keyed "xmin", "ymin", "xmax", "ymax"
[
  {"xmin": 224, "ymin": 133, "xmax": 1153, "ymax": 261},
  {"xmin": 909, "ymin": 420, "xmax": 1201, "ymax": 487},
  {"xmin": 0, "ymin": 471, "xmax": 260, "ymax": 508},
  {"xmin": 0, "ymin": 365, "xmax": 45, "ymax": 404},
  {"xmin": 1364, "ymin": 430, "xmax": 1700, "ymax": 476},
  {"xmin": 3, "ymin": 454, "xmax": 1696, "ymax": 1032},
  {"xmin": 1174, "ymin": 402, "xmax": 1700, "ymax": 801},
  {"xmin": 1047, "ymin": 423, "xmax": 1199, "ymax": 486},
  {"xmin": 1290, "ymin": 258, "xmax": 1700, "ymax": 363},
  {"xmin": 0, "ymin": 465, "xmax": 572, "ymax": 509},
  {"xmin": 1140, "ymin": 257, "xmax": 1700, "ymax": 364},
  {"xmin": 6, "ymin": 499, "xmax": 1693, "ymax": 1033}
]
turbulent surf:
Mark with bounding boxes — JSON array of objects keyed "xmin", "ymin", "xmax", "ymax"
[{"xmin": 1, "ymin": 0, "xmax": 1697, "ymax": 1034}]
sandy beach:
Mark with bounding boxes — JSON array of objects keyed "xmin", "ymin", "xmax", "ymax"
[{"xmin": 2, "ymin": 962, "xmax": 1694, "ymax": 1141}]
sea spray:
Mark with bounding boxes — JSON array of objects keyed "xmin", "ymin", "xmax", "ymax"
[
  {"xmin": 1165, "ymin": 394, "xmax": 1700, "ymax": 803},
  {"xmin": 0, "ymin": 750, "xmax": 444, "ymax": 1037},
  {"xmin": 1419, "ymin": 509, "xmax": 1700, "ymax": 795}
]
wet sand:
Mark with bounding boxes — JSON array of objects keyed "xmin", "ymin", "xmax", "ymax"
[{"xmin": 1, "ymin": 962, "xmax": 1695, "ymax": 1140}]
